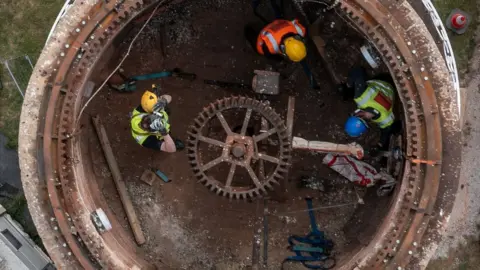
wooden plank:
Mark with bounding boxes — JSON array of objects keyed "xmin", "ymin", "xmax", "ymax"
[
  {"xmin": 92, "ymin": 115, "xmax": 146, "ymax": 245},
  {"xmin": 309, "ymin": 19, "xmax": 342, "ymax": 85},
  {"xmin": 286, "ymin": 96, "xmax": 295, "ymax": 140},
  {"xmin": 278, "ymin": 96, "xmax": 296, "ymax": 200}
]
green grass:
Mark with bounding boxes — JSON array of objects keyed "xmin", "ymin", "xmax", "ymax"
[
  {"xmin": 0, "ymin": 66, "xmax": 24, "ymax": 149},
  {"xmin": 433, "ymin": 0, "xmax": 478, "ymax": 80},
  {"xmin": 0, "ymin": 0, "xmax": 65, "ymax": 57},
  {"xmin": 0, "ymin": 0, "xmax": 64, "ymax": 149}
]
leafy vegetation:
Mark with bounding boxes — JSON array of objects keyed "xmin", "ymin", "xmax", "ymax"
[{"xmin": 0, "ymin": 0, "xmax": 64, "ymax": 148}]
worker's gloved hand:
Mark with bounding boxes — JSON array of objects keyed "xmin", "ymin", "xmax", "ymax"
[
  {"xmin": 152, "ymin": 95, "xmax": 172, "ymax": 113},
  {"xmin": 354, "ymin": 109, "xmax": 375, "ymax": 120},
  {"xmin": 148, "ymin": 115, "xmax": 169, "ymax": 136},
  {"xmin": 153, "ymin": 100, "xmax": 167, "ymax": 113}
]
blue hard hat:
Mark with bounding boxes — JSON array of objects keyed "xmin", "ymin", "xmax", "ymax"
[{"xmin": 345, "ymin": 116, "xmax": 368, "ymax": 137}]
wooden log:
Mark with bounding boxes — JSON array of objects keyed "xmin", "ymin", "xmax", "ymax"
[{"xmin": 92, "ymin": 115, "xmax": 146, "ymax": 245}]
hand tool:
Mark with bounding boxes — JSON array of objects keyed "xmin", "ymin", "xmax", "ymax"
[
  {"xmin": 300, "ymin": 60, "xmax": 320, "ymax": 90},
  {"xmin": 155, "ymin": 170, "xmax": 170, "ymax": 183},
  {"xmin": 283, "ymin": 198, "xmax": 335, "ymax": 269}
]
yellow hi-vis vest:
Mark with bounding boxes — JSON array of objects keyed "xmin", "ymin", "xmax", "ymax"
[
  {"xmin": 353, "ymin": 80, "xmax": 395, "ymax": 129},
  {"xmin": 130, "ymin": 108, "xmax": 170, "ymax": 145}
]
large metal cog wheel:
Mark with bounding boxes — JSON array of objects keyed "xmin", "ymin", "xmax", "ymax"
[{"xmin": 187, "ymin": 96, "xmax": 292, "ymax": 200}]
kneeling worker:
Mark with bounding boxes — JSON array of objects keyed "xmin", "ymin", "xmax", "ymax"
[
  {"xmin": 245, "ymin": 18, "xmax": 307, "ymax": 63},
  {"xmin": 131, "ymin": 85, "xmax": 184, "ymax": 152},
  {"xmin": 343, "ymin": 68, "xmax": 401, "ymax": 150}
]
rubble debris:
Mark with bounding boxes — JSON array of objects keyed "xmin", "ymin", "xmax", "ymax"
[{"xmin": 140, "ymin": 170, "xmax": 157, "ymax": 186}]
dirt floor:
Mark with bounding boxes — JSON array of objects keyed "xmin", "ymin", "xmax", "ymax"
[{"xmin": 82, "ymin": 0, "xmax": 394, "ymax": 269}]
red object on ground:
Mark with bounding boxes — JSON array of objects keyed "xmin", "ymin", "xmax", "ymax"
[{"xmin": 451, "ymin": 13, "xmax": 467, "ymax": 29}]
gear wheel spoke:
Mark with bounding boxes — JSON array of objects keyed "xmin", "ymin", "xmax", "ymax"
[
  {"xmin": 253, "ymin": 128, "xmax": 277, "ymax": 143},
  {"xmin": 187, "ymin": 96, "xmax": 292, "ymax": 199},
  {"xmin": 197, "ymin": 135, "xmax": 227, "ymax": 148},
  {"xmin": 240, "ymin": 108, "xmax": 253, "ymax": 136},
  {"xmin": 201, "ymin": 156, "xmax": 225, "ymax": 171},
  {"xmin": 216, "ymin": 112, "xmax": 233, "ymax": 135},
  {"xmin": 245, "ymin": 165, "xmax": 264, "ymax": 190},
  {"xmin": 257, "ymin": 153, "xmax": 281, "ymax": 164},
  {"xmin": 225, "ymin": 163, "xmax": 236, "ymax": 188}
]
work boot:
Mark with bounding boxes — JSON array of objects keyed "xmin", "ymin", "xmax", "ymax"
[{"xmin": 174, "ymin": 139, "xmax": 185, "ymax": 151}]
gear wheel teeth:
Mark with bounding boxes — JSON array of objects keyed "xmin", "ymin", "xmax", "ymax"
[
  {"xmin": 187, "ymin": 96, "xmax": 291, "ymax": 200},
  {"xmin": 238, "ymin": 96, "xmax": 247, "ymax": 104},
  {"xmin": 187, "ymin": 131, "xmax": 197, "ymax": 139},
  {"xmin": 194, "ymin": 118, "xmax": 203, "ymax": 128},
  {"xmin": 265, "ymin": 182, "xmax": 273, "ymax": 190},
  {"xmin": 231, "ymin": 96, "xmax": 240, "ymax": 106}
]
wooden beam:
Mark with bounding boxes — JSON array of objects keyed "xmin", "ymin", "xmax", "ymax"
[
  {"xmin": 278, "ymin": 96, "xmax": 296, "ymax": 199},
  {"xmin": 92, "ymin": 115, "xmax": 146, "ymax": 245},
  {"xmin": 309, "ymin": 19, "xmax": 342, "ymax": 85},
  {"xmin": 286, "ymin": 96, "xmax": 295, "ymax": 140}
]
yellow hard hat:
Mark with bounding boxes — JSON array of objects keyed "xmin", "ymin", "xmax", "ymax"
[
  {"xmin": 283, "ymin": 37, "xmax": 307, "ymax": 62},
  {"xmin": 141, "ymin": 90, "xmax": 158, "ymax": 113}
]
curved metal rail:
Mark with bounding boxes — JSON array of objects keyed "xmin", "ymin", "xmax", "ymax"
[
  {"xmin": 36, "ymin": 0, "xmax": 449, "ymax": 268},
  {"xmin": 41, "ymin": 0, "xmax": 161, "ymax": 268},
  {"xmin": 338, "ymin": 0, "xmax": 443, "ymax": 268}
]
